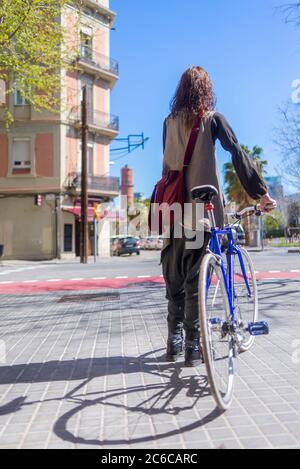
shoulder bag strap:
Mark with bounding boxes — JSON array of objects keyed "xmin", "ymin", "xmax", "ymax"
[{"xmin": 183, "ymin": 115, "xmax": 202, "ymax": 170}]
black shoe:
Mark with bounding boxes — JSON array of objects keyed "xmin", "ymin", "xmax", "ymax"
[
  {"xmin": 184, "ymin": 329, "xmax": 203, "ymax": 367},
  {"xmin": 165, "ymin": 322, "xmax": 183, "ymax": 362},
  {"xmin": 166, "ymin": 337, "xmax": 183, "ymax": 362}
]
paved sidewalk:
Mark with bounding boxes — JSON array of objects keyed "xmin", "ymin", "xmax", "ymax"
[{"xmin": 0, "ymin": 279, "xmax": 300, "ymax": 449}]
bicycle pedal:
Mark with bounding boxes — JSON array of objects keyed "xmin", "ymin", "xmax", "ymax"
[
  {"xmin": 209, "ymin": 317, "xmax": 222, "ymax": 325},
  {"xmin": 248, "ymin": 321, "xmax": 269, "ymax": 336}
]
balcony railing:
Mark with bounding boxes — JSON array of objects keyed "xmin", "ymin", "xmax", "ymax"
[
  {"xmin": 66, "ymin": 172, "xmax": 120, "ymax": 194},
  {"xmin": 78, "ymin": 46, "xmax": 119, "ymax": 78},
  {"xmin": 82, "ymin": 0, "xmax": 117, "ymax": 26},
  {"xmin": 69, "ymin": 107, "xmax": 119, "ymax": 133}
]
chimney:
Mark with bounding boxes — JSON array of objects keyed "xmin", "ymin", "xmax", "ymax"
[{"xmin": 121, "ymin": 165, "xmax": 134, "ymax": 207}]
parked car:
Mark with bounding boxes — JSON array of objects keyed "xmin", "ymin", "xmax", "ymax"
[
  {"xmin": 235, "ymin": 225, "xmax": 246, "ymax": 245},
  {"xmin": 154, "ymin": 237, "xmax": 163, "ymax": 250},
  {"xmin": 139, "ymin": 238, "xmax": 149, "ymax": 250},
  {"xmin": 222, "ymin": 225, "xmax": 246, "ymax": 251},
  {"xmin": 112, "ymin": 236, "xmax": 141, "ymax": 256},
  {"xmin": 144, "ymin": 238, "xmax": 153, "ymax": 250},
  {"xmin": 145, "ymin": 236, "xmax": 163, "ymax": 250}
]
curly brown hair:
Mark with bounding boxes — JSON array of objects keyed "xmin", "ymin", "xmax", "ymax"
[{"xmin": 170, "ymin": 66, "xmax": 215, "ymax": 129}]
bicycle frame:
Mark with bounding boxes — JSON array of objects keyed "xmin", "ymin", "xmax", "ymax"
[{"xmin": 208, "ymin": 225, "xmax": 252, "ymax": 322}]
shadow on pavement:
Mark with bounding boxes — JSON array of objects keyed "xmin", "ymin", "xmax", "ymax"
[{"xmin": 0, "ymin": 349, "xmax": 221, "ymax": 446}]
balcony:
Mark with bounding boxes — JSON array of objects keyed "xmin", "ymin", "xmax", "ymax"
[
  {"xmin": 83, "ymin": 0, "xmax": 116, "ymax": 26},
  {"xmin": 77, "ymin": 47, "xmax": 119, "ymax": 85},
  {"xmin": 66, "ymin": 172, "xmax": 120, "ymax": 197},
  {"xmin": 69, "ymin": 107, "xmax": 119, "ymax": 139}
]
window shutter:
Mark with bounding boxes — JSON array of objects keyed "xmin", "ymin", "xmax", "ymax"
[{"xmin": 12, "ymin": 139, "xmax": 31, "ymax": 167}]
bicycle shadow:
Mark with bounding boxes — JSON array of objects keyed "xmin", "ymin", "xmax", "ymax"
[{"xmin": 0, "ymin": 349, "xmax": 221, "ymax": 446}]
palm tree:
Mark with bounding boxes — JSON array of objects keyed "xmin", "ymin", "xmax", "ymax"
[{"xmin": 223, "ymin": 145, "xmax": 268, "ymax": 243}]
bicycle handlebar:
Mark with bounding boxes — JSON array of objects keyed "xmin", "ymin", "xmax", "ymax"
[
  {"xmin": 236, "ymin": 206, "xmax": 258, "ymax": 218},
  {"xmin": 234, "ymin": 202, "xmax": 277, "ymax": 220}
]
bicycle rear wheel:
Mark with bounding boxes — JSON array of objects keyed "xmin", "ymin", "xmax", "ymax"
[
  {"xmin": 199, "ymin": 253, "xmax": 234, "ymax": 411},
  {"xmin": 233, "ymin": 247, "xmax": 258, "ymax": 352}
]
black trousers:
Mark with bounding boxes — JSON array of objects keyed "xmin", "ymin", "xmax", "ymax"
[{"xmin": 161, "ymin": 231, "xmax": 210, "ymax": 332}]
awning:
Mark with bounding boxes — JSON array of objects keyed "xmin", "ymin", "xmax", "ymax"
[
  {"xmin": 62, "ymin": 206, "xmax": 126, "ymax": 222},
  {"xmin": 64, "ymin": 206, "xmax": 95, "ymax": 221}
]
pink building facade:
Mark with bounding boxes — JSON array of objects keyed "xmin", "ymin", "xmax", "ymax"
[{"xmin": 0, "ymin": 0, "xmax": 119, "ymax": 259}]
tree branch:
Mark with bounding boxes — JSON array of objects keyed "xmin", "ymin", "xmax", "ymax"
[{"xmin": 0, "ymin": 0, "xmax": 33, "ymax": 46}]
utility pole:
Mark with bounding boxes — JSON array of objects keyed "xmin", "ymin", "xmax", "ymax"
[{"xmin": 80, "ymin": 86, "xmax": 89, "ymax": 264}]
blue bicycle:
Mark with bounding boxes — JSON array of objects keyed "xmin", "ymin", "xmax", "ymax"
[{"xmin": 191, "ymin": 185, "xmax": 271, "ymax": 411}]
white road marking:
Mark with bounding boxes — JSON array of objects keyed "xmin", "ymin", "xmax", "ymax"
[
  {"xmin": 2, "ymin": 270, "xmax": 300, "ymax": 287},
  {"xmin": 0, "ymin": 266, "xmax": 51, "ymax": 276}
]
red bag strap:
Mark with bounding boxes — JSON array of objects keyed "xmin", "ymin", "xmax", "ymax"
[{"xmin": 183, "ymin": 115, "xmax": 202, "ymax": 169}]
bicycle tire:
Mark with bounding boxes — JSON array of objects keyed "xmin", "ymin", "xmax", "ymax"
[
  {"xmin": 234, "ymin": 247, "xmax": 258, "ymax": 352},
  {"xmin": 199, "ymin": 252, "xmax": 234, "ymax": 411}
]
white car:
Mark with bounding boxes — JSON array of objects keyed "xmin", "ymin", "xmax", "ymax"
[
  {"xmin": 145, "ymin": 237, "xmax": 163, "ymax": 250},
  {"xmin": 139, "ymin": 238, "xmax": 149, "ymax": 250}
]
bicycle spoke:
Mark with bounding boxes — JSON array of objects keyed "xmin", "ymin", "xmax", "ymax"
[{"xmin": 199, "ymin": 253, "xmax": 234, "ymax": 411}]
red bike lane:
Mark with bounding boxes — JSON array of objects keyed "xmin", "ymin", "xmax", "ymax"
[{"xmin": 0, "ymin": 272, "xmax": 299, "ymax": 295}]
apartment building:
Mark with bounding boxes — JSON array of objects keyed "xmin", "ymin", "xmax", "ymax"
[{"xmin": 0, "ymin": 0, "xmax": 119, "ymax": 260}]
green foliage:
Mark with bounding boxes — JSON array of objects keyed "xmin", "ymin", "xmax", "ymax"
[
  {"xmin": 134, "ymin": 197, "xmax": 150, "ymax": 209},
  {"xmin": 223, "ymin": 145, "xmax": 268, "ymax": 209},
  {"xmin": 273, "ymin": 240, "xmax": 300, "ymax": 248},
  {"xmin": 263, "ymin": 210, "xmax": 285, "ymax": 238},
  {"xmin": 223, "ymin": 145, "xmax": 268, "ymax": 244},
  {"xmin": 264, "ymin": 210, "xmax": 285, "ymax": 233},
  {"xmin": 0, "ymin": 0, "xmax": 81, "ymax": 116}
]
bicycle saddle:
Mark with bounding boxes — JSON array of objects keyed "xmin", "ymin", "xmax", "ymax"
[{"xmin": 191, "ymin": 185, "xmax": 219, "ymax": 203}]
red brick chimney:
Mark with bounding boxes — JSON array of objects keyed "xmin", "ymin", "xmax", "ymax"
[{"xmin": 121, "ymin": 165, "xmax": 134, "ymax": 207}]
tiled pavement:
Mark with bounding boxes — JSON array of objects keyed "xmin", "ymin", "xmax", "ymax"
[{"xmin": 0, "ymin": 278, "xmax": 299, "ymax": 449}]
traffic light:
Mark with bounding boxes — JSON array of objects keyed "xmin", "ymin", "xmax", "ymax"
[
  {"xmin": 34, "ymin": 194, "xmax": 43, "ymax": 207},
  {"xmin": 94, "ymin": 203, "xmax": 101, "ymax": 221}
]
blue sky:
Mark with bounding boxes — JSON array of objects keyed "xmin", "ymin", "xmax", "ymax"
[{"xmin": 110, "ymin": 0, "xmax": 300, "ymax": 197}]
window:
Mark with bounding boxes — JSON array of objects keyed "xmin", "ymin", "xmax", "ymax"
[
  {"xmin": 13, "ymin": 75, "xmax": 29, "ymax": 105},
  {"xmin": 14, "ymin": 86, "xmax": 30, "ymax": 105},
  {"xmin": 64, "ymin": 224, "xmax": 73, "ymax": 252},
  {"xmin": 80, "ymin": 31, "xmax": 93, "ymax": 59},
  {"xmin": 14, "ymin": 89, "xmax": 28, "ymax": 106},
  {"xmin": 12, "ymin": 138, "xmax": 31, "ymax": 168}
]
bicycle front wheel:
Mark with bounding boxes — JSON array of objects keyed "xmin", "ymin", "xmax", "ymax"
[
  {"xmin": 199, "ymin": 253, "xmax": 234, "ymax": 411},
  {"xmin": 233, "ymin": 247, "xmax": 258, "ymax": 352}
]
